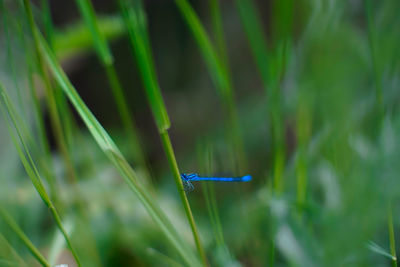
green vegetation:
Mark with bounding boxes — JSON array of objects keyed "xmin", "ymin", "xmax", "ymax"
[{"xmin": 0, "ymin": 0, "xmax": 399, "ymax": 266}]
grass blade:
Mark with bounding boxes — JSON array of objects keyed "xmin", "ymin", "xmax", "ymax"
[
  {"xmin": 18, "ymin": 9, "xmax": 60, "ymax": 207},
  {"xmin": 0, "ymin": 0, "xmax": 26, "ymax": 119},
  {"xmin": 40, "ymin": 0, "xmax": 54, "ymax": 48},
  {"xmin": 365, "ymin": 0, "xmax": 384, "ymax": 121},
  {"xmin": 174, "ymin": 0, "xmax": 246, "ymax": 171},
  {"xmin": 0, "ymin": 233, "xmax": 29, "ymax": 267},
  {"xmin": 75, "ymin": 0, "xmax": 149, "ymax": 170},
  {"xmin": 119, "ymin": 1, "xmax": 207, "ymax": 265},
  {"xmin": 235, "ymin": 0, "xmax": 286, "ymax": 191},
  {"xmin": 0, "ymin": 207, "xmax": 51, "ymax": 267},
  {"xmin": 22, "ymin": 0, "xmax": 79, "ymax": 186},
  {"xmin": 30, "ymin": 10, "xmax": 200, "ymax": 265},
  {"xmin": 0, "ymin": 84, "xmax": 82, "ymax": 267},
  {"xmin": 119, "ymin": 0, "xmax": 170, "ymax": 132},
  {"xmin": 209, "ymin": 0, "xmax": 229, "ymax": 71},
  {"xmin": 388, "ymin": 206, "xmax": 398, "ymax": 267}
]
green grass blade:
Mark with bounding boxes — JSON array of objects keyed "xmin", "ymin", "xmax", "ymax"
[
  {"xmin": 33, "ymin": 14, "xmax": 200, "ymax": 265},
  {"xmin": 0, "ymin": 234, "xmax": 29, "ymax": 267},
  {"xmin": 0, "ymin": 0, "xmax": 27, "ymax": 119},
  {"xmin": 48, "ymin": 217, "xmax": 74, "ymax": 266},
  {"xmin": 119, "ymin": 1, "xmax": 207, "ymax": 264},
  {"xmin": 75, "ymin": 0, "xmax": 149, "ymax": 169},
  {"xmin": 22, "ymin": 5, "xmax": 103, "ymax": 264},
  {"xmin": 22, "ymin": 0, "xmax": 79, "ymax": 186},
  {"xmin": 0, "ymin": 85, "xmax": 82, "ymax": 267},
  {"xmin": 159, "ymin": 132, "xmax": 208, "ymax": 266},
  {"xmin": 0, "ymin": 91, "xmax": 50, "ymax": 205},
  {"xmin": 54, "ymin": 15, "xmax": 125, "ymax": 61},
  {"xmin": 235, "ymin": 0, "xmax": 285, "ymax": 191},
  {"xmin": 209, "ymin": 0, "xmax": 229, "ymax": 74},
  {"xmin": 365, "ymin": 3, "xmax": 396, "ymax": 266},
  {"xmin": 0, "ymin": 207, "xmax": 51, "ymax": 267},
  {"xmin": 295, "ymin": 105, "xmax": 311, "ymax": 208},
  {"xmin": 75, "ymin": 0, "xmax": 113, "ymax": 65},
  {"xmin": 234, "ymin": 0, "xmax": 273, "ymax": 88},
  {"xmin": 40, "ymin": 0, "xmax": 54, "ymax": 48},
  {"xmin": 388, "ymin": 205, "xmax": 398, "ymax": 267},
  {"xmin": 174, "ymin": 0, "xmax": 230, "ymax": 100},
  {"xmin": 175, "ymin": 0, "xmax": 246, "ymax": 171},
  {"xmin": 0, "ymin": 233, "xmax": 28, "ymax": 267},
  {"xmin": 119, "ymin": 0, "xmax": 170, "ymax": 133},
  {"xmin": 365, "ymin": 0, "xmax": 384, "ymax": 121},
  {"xmin": 18, "ymin": 12, "xmax": 60, "ymax": 206}
]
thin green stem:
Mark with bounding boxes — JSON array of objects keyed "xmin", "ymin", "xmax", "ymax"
[
  {"xmin": 365, "ymin": 4, "xmax": 395, "ymax": 267},
  {"xmin": 365, "ymin": 0, "xmax": 384, "ymax": 122},
  {"xmin": 18, "ymin": 13, "xmax": 60, "ymax": 207},
  {"xmin": 388, "ymin": 205, "xmax": 398, "ymax": 267},
  {"xmin": 0, "ymin": 85, "xmax": 82, "ymax": 267},
  {"xmin": 33, "ymin": 17, "xmax": 200, "ymax": 265},
  {"xmin": 119, "ymin": 0, "xmax": 170, "ymax": 132},
  {"xmin": 295, "ymin": 104, "xmax": 311, "ymax": 209},
  {"xmin": 0, "ymin": 233, "xmax": 28, "ymax": 267},
  {"xmin": 0, "ymin": 0, "xmax": 27, "ymax": 120},
  {"xmin": 209, "ymin": 0, "xmax": 229, "ymax": 78},
  {"xmin": 75, "ymin": 0, "xmax": 149, "ymax": 168},
  {"xmin": 160, "ymin": 131, "xmax": 208, "ymax": 266},
  {"xmin": 296, "ymin": 147, "xmax": 307, "ymax": 207},
  {"xmin": 48, "ymin": 206, "xmax": 82, "ymax": 267},
  {"xmin": 23, "ymin": 0, "xmax": 79, "ymax": 186},
  {"xmin": 119, "ymin": 1, "xmax": 206, "ymax": 264},
  {"xmin": 175, "ymin": 0, "xmax": 246, "ymax": 172},
  {"xmin": 41, "ymin": 0, "xmax": 54, "ymax": 48},
  {"xmin": 270, "ymin": 239, "xmax": 275, "ymax": 267},
  {"xmin": 0, "ymin": 207, "xmax": 51, "ymax": 267}
]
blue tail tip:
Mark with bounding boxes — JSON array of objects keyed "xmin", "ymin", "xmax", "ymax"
[{"xmin": 241, "ymin": 175, "xmax": 252, "ymax": 182}]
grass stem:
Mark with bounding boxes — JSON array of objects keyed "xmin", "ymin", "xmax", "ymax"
[
  {"xmin": 0, "ymin": 207, "xmax": 51, "ymax": 267},
  {"xmin": 160, "ymin": 131, "xmax": 208, "ymax": 266}
]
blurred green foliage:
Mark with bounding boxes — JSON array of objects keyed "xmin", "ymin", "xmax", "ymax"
[{"xmin": 0, "ymin": 0, "xmax": 400, "ymax": 266}]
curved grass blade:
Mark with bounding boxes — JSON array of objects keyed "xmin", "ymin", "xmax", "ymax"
[
  {"xmin": 174, "ymin": 0, "xmax": 246, "ymax": 171},
  {"xmin": 33, "ymin": 18, "xmax": 200, "ymax": 266},
  {"xmin": 0, "ymin": 85, "xmax": 82, "ymax": 267},
  {"xmin": 119, "ymin": 0, "xmax": 170, "ymax": 133},
  {"xmin": 75, "ymin": 0, "xmax": 149, "ymax": 172},
  {"xmin": 0, "ymin": 233, "xmax": 29, "ymax": 267},
  {"xmin": 119, "ymin": 1, "xmax": 207, "ymax": 265},
  {"xmin": 0, "ymin": 207, "xmax": 51, "ymax": 267}
]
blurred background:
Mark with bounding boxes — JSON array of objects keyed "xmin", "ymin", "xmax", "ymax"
[{"xmin": 0, "ymin": 0, "xmax": 400, "ymax": 266}]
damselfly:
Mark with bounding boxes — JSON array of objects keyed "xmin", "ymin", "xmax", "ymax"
[{"xmin": 180, "ymin": 173, "xmax": 252, "ymax": 192}]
